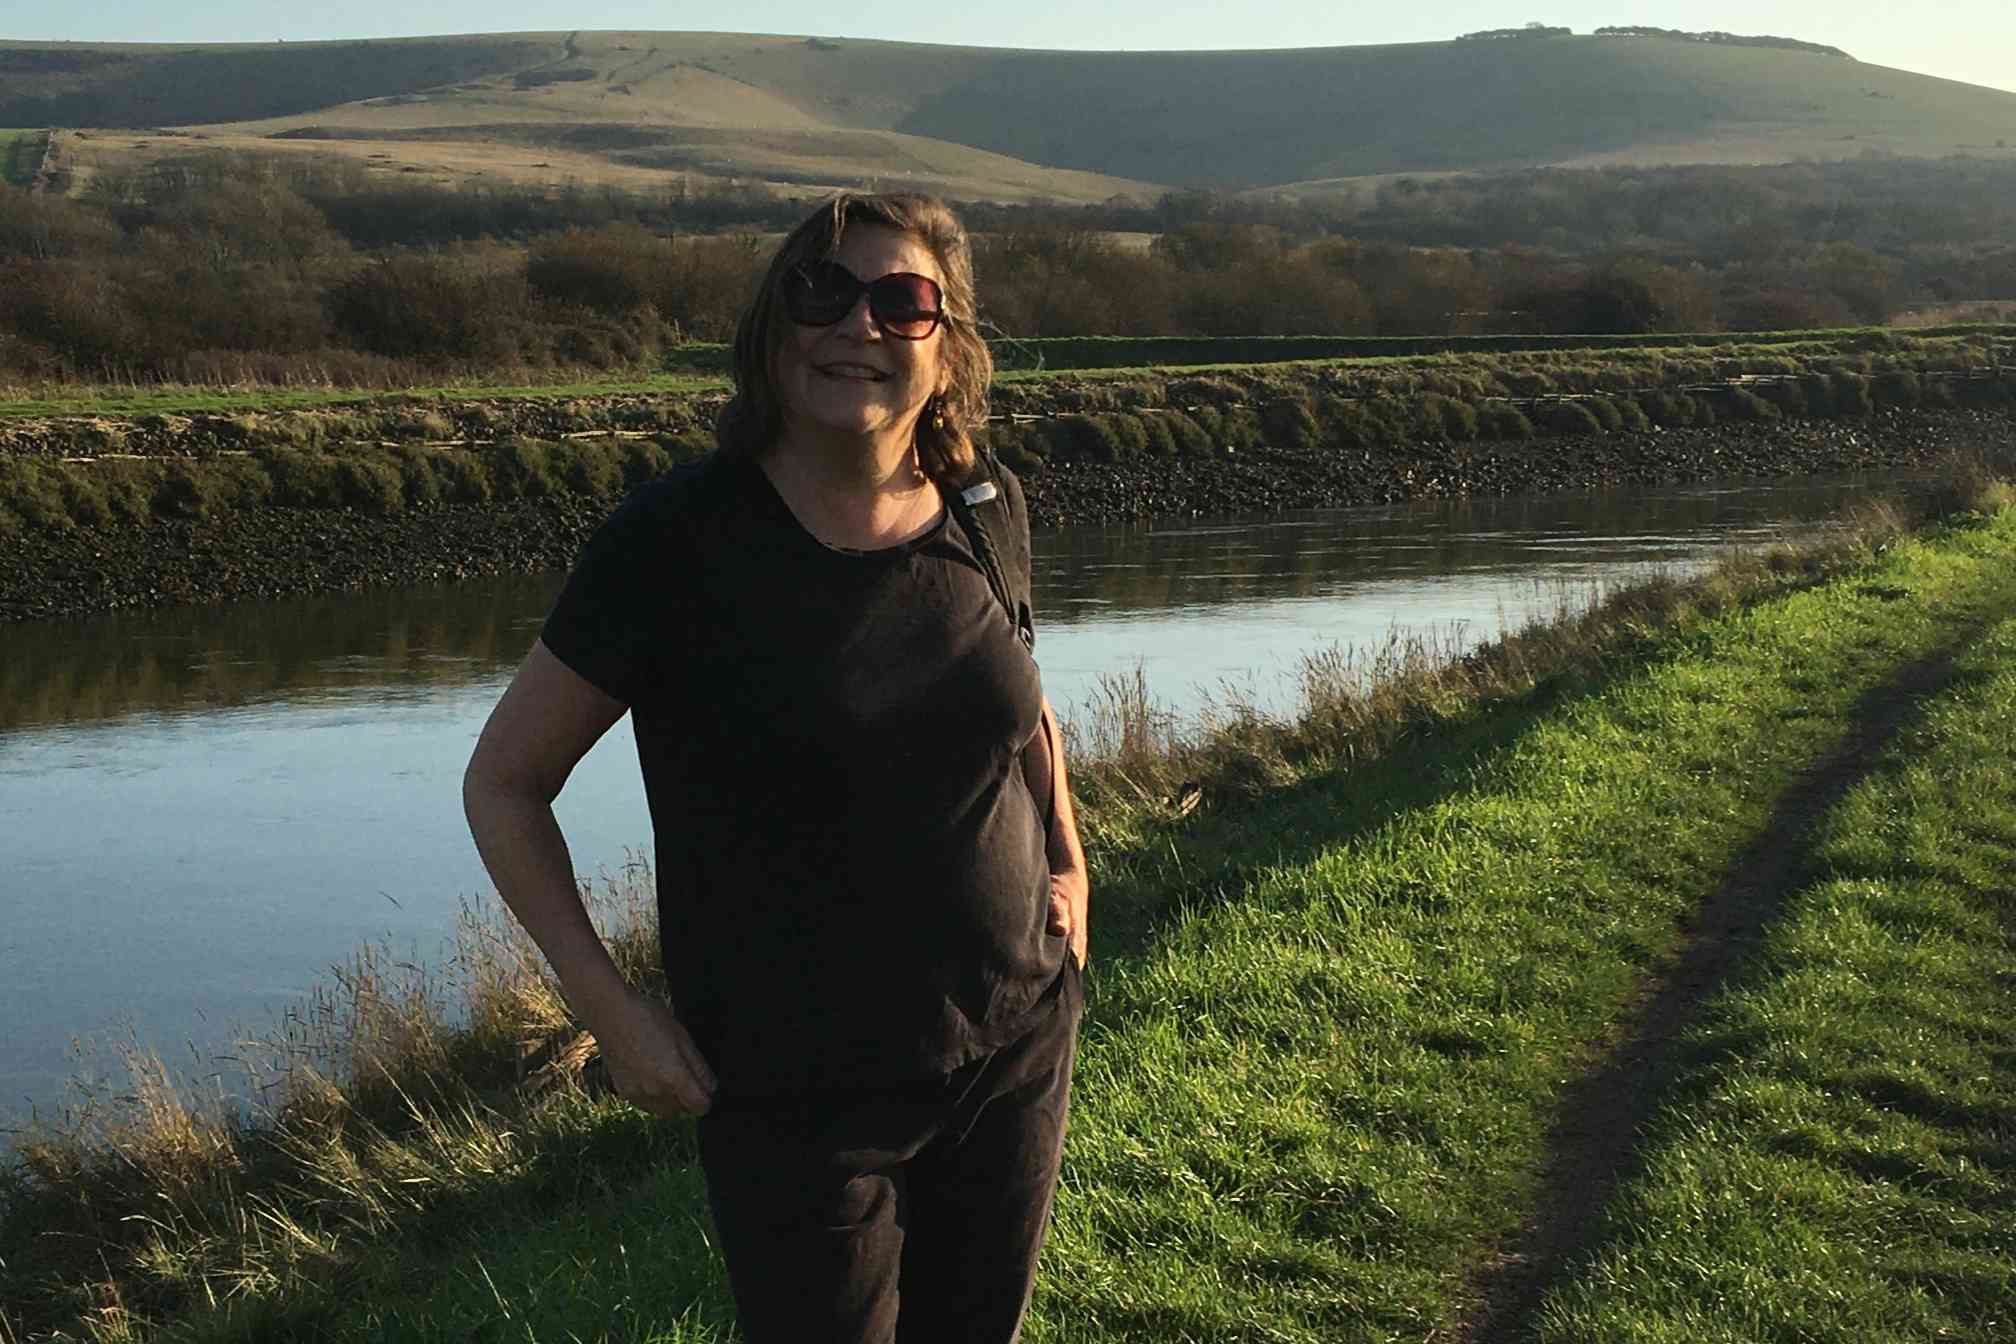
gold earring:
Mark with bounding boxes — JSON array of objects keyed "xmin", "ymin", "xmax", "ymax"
[{"xmin": 931, "ymin": 400, "xmax": 946, "ymax": 431}]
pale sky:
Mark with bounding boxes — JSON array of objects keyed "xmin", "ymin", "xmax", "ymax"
[{"xmin": 0, "ymin": 2, "xmax": 2011, "ymax": 94}]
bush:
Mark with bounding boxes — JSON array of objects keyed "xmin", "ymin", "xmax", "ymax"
[
  {"xmin": 1260, "ymin": 395, "xmax": 1320, "ymax": 452},
  {"xmin": 1727, "ymin": 389, "xmax": 1782, "ymax": 422},
  {"xmin": 1477, "ymin": 401, "xmax": 1535, "ymax": 439},
  {"xmin": 386, "ymin": 444, "xmax": 445, "ymax": 508},
  {"xmin": 1433, "ymin": 395, "xmax": 1481, "ymax": 441},
  {"xmin": 1221, "ymin": 408, "xmax": 1264, "ymax": 453},
  {"xmin": 0, "ymin": 459, "xmax": 74, "ymax": 531},
  {"xmin": 1054, "ymin": 414, "xmax": 1119, "ymax": 463},
  {"xmin": 1139, "ymin": 412, "xmax": 1181, "ymax": 458},
  {"xmin": 258, "ymin": 447, "xmax": 343, "ymax": 508},
  {"xmin": 1162, "ymin": 410, "xmax": 1215, "ymax": 457},
  {"xmin": 1103, "ymin": 413, "xmax": 1152, "ymax": 458},
  {"xmin": 1538, "ymin": 400, "xmax": 1604, "ymax": 436},
  {"xmin": 99, "ymin": 459, "xmax": 165, "ymax": 524},
  {"xmin": 489, "ymin": 438, "xmax": 562, "ymax": 498},
  {"xmin": 1612, "ymin": 397, "xmax": 1652, "ymax": 432},
  {"xmin": 1799, "ymin": 373, "xmax": 1836, "ymax": 417},
  {"xmin": 1757, "ymin": 379, "xmax": 1808, "ymax": 417},
  {"xmin": 559, "ymin": 441, "xmax": 625, "ymax": 500},
  {"xmin": 1320, "ymin": 398, "xmax": 1381, "ymax": 450},
  {"xmin": 154, "ymin": 459, "xmax": 269, "ymax": 520},
  {"xmin": 329, "ymin": 254, "xmax": 528, "ymax": 364},
  {"xmin": 334, "ymin": 456, "xmax": 407, "ymax": 514},
  {"xmin": 984, "ymin": 424, "xmax": 1044, "ymax": 474},
  {"xmin": 1585, "ymin": 396, "xmax": 1625, "ymax": 432},
  {"xmin": 526, "ymin": 224, "xmax": 666, "ymax": 315},
  {"xmin": 1830, "ymin": 371, "xmax": 1874, "ymax": 416},
  {"xmin": 1636, "ymin": 390, "xmax": 1694, "ymax": 427},
  {"xmin": 1872, "ymin": 369, "xmax": 1922, "ymax": 409},
  {"xmin": 435, "ymin": 451, "xmax": 495, "ymax": 504}
]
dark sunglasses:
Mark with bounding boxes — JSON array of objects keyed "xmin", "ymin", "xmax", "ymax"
[{"xmin": 783, "ymin": 260, "xmax": 946, "ymax": 340}]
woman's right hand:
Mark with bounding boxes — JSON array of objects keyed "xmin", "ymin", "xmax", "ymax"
[{"xmin": 595, "ymin": 987, "xmax": 718, "ymax": 1117}]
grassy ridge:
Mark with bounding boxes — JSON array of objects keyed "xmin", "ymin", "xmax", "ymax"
[
  {"xmin": 9, "ymin": 30, "xmax": 2016, "ymax": 196},
  {"xmin": 12, "ymin": 483, "xmax": 2016, "ymax": 1338},
  {"xmin": 1537, "ymin": 606, "xmax": 2016, "ymax": 1341}
]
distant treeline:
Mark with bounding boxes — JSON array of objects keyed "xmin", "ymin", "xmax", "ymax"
[
  {"xmin": 1458, "ymin": 27, "xmax": 1574, "ymax": 42},
  {"xmin": 1592, "ymin": 27, "xmax": 1851, "ymax": 59},
  {"xmin": 1, "ymin": 151, "xmax": 2013, "ymax": 383},
  {"xmin": 1456, "ymin": 25, "xmax": 1849, "ymax": 58}
]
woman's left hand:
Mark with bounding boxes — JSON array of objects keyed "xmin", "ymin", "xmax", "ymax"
[{"xmin": 1047, "ymin": 868, "xmax": 1089, "ymax": 970}]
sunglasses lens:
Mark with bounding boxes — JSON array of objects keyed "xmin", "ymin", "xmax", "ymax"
[
  {"xmin": 785, "ymin": 263, "xmax": 943, "ymax": 338},
  {"xmin": 867, "ymin": 274, "xmax": 944, "ymax": 338},
  {"xmin": 784, "ymin": 261, "xmax": 860, "ymax": 326}
]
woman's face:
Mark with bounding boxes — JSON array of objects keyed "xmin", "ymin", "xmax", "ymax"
[{"xmin": 774, "ymin": 224, "xmax": 947, "ymax": 450}]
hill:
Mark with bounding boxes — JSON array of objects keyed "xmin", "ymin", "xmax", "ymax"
[{"xmin": 3, "ymin": 29, "xmax": 2014, "ymax": 201}]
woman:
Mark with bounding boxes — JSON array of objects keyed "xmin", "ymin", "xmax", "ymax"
[{"xmin": 463, "ymin": 192, "xmax": 1089, "ymax": 1344}]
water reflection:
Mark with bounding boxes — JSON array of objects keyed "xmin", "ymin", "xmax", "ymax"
[
  {"xmin": 0, "ymin": 475, "xmax": 1916, "ymax": 1134},
  {"xmin": 3, "ymin": 479, "xmax": 1897, "ymax": 733}
]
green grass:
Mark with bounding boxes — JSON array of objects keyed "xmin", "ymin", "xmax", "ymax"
[
  {"xmin": 1536, "ymin": 600, "xmax": 2016, "ymax": 1341},
  {"xmin": 0, "ymin": 372, "xmax": 727, "ymax": 420},
  {"xmin": 9, "ymin": 491, "xmax": 2016, "ymax": 1341},
  {"xmin": 5, "ymin": 325, "xmax": 2006, "ymax": 421}
]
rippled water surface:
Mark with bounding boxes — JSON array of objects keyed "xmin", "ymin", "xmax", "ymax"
[{"xmin": 0, "ymin": 476, "xmax": 1915, "ymax": 1132}]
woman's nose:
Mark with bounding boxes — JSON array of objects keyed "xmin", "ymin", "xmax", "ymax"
[{"xmin": 833, "ymin": 291, "xmax": 880, "ymax": 338}]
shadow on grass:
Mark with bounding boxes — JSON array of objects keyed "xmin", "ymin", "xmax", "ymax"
[{"xmin": 1457, "ymin": 638, "xmax": 1989, "ymax": 1344}]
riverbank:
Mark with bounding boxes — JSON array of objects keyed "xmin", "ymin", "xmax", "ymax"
[
  {"xmin": 5, "ymin": 475, "xmax": 2013, "ymax": 1341},
  {"xmin": 4, "ymin": 405, "xmax": 2012, "ymax": 623}
]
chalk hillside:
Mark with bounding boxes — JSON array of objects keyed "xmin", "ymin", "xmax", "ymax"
[{"xmin": 3, "ymin": 28, "xmax": 2014, "ymax": 200}]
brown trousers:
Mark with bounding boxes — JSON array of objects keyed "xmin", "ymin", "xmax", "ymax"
[{"xmin": 697, "ymin": 962, "xmax": 1081, "ymax": 1344}]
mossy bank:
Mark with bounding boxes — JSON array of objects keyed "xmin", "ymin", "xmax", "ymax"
[
  {"xmin": 5, "ymin": 331, "xmax": 2014, "ymax": 622},
  {"xmin": 4, "ymin": 405, "xmax": 2015, "ymax": 623}
]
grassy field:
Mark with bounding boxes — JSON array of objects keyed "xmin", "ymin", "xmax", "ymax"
[
  {"xmin": 6, "ymin": 475, "xmax": 2015, "ymax": 1340},
  {"xmin": 2, "ymin": 324, "xmax": 2006, "ymax": 421},
  {"xmin": 6, "ymin": 29, "xmax": 2015, "ymax": 200},
  {"xmin": 1535, "ymin": 588, "xmax": 2016, "ymax": 1342}
]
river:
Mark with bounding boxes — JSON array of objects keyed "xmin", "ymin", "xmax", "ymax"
[{"xmin": 0, "ymin": 474, "xmax": 1911, "ymax": 1137}]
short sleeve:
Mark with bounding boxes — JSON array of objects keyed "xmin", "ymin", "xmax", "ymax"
[{"xmin": 540, "ymin": 489, "xmax": 681, "ymax": 707}]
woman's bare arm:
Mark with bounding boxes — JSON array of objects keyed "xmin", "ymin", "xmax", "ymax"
[
  {"xmin": 1038, "ymin": 696, "xmax": 1090, "ymax": 968},
  {"xmin": 463, "ymin": 639, "xmax": 715, "ymax": 1115}
]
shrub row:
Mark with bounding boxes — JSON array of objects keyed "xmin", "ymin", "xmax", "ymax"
[
  {"xmin": 977, "ymin": 368, "xmax": 2014, "ymax": 474},
  {"xmin": 0, "ymin": 435, "xmax": 714, "ymax": 540},
  {"xmin": 5, "ymin": 397, "xmax": 716, "ymax": 460},
  {"xmin": 8, "ymin": 368, "xmax": 2011, "ymax": 534},
  {"xmin": 979, "ymin": 324, "xmax": 2014, "ymax": 372}
]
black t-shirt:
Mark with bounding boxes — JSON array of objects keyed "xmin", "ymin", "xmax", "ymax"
[{"xmin": 541, "ymin": 453, "xmax": 1068, "ymax": 1097}]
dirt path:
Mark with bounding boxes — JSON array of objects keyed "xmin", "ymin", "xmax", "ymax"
[{"xmin": 1446, "ymin": 633, "xmax": 1978, "ymax": 1344}]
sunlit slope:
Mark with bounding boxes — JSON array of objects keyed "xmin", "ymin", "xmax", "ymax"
[
  {"xmin": 900, "ymin": 36, "xmax": 2016, "ymax": 185},
  {"xmin": 0, "ymin": 35, "xmax": 561, "ymax": 126},
  {"xmin": 4, "ymin": 30, "xmax": 2014, "ymax": 198}
]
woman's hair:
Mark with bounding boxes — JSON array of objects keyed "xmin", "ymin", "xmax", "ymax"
[{"xmin": 716, "ymin": 192, "xmax": 993, "ymax": 485}]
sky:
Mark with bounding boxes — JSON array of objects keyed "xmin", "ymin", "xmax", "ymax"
[{"xmin": 0, "ymin": 2, "xmax": 2011, "ymax": 94}]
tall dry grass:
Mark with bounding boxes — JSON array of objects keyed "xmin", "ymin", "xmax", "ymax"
[{"xmin": 0, "ymin": 867, "xmax": 662, "ymax": 1341}]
